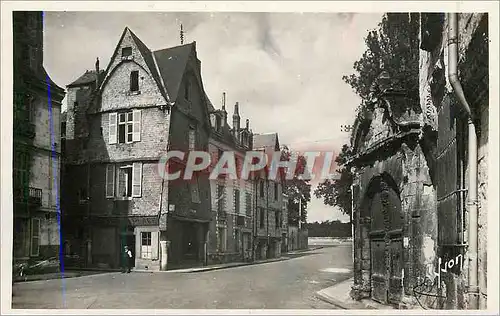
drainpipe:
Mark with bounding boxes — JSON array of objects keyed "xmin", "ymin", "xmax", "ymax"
[{"xmin": 447, "ymin": 13, "xmax": 479, "ymax": 309}]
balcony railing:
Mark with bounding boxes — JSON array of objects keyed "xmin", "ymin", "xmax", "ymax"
[{"xmin": 15, "ymin": 187, "xmax": 42, "ymax": 205}]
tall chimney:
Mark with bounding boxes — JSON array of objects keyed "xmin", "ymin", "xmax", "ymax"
[
  {"xmin": 233, "ymin": 102, "xmax": 240, "ymax": 138},
  {"xmin": 221, "ymin": 92, "xmax": 227, "ymax": 127},
  {"xmin": 246, "ymin": 118, "xmax": 249, "ymax": 130},
  {"xmin": 95, "ymin": 57, "xmax": 100, "ymax": 88}
]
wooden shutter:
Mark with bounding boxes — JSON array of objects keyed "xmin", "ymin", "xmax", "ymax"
[
  {"xmin": 132, "ymin": 110, "xmax": 141, "ymax": 142},
  {"xmin": 132, "ymin": 162, "xmax": 142, "ymax": 197},
  {"xmin": 109, "ymin": 112, "xmax": 117, "ymax": 144},
  {"xmin": 30, "ymin": 218, "xmax": 40, "ymax": 256},
  {"xmin": 151, "ymin": 231, "xmax": 159, "ymax": 260},
  {"xmin": 105, "ymin": 164, "xmax": 115, "ymax": 198},
  {"xmin": 437, "ymin": 96, "xmax": 460, "ymax": 245}
]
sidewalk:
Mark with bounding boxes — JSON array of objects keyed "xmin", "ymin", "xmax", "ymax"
[
  {"xmin": 13, "ymin": 270, "xmax": 109, "ymax": 283},
  {"xmin": 135, "ymin": 247, "xmax": 325, "ymax": 274},
  {"xmin": 316, "ymin": 278, "xmax": 396, "ymax": 310},
  {"xmin": 135, "ymin": 256, "xmax": 291, "ymax": 274}
]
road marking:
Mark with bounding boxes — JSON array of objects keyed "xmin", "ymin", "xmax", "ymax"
[{"xmin": 319, "ymin": 268, "xmax": 351, "ymax": 273}]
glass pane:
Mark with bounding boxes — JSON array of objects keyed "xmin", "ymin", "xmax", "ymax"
[
  {"xmin": 119, "ymin": 113, "xmax": 126, "ymax": 123},
  {"xmin": 118, "ymin": 125, "xmax": 126, "ymax": 143},
  {"xmin": 127, "ymin": 113, "xmax": 133, "ymax": 122}
]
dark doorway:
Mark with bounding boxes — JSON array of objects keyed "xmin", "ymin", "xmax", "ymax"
[
  {"xmin": 182, "ymin": 221, "xmax": 199, "ymax": 262},
  {"xmin": 366, "ymin": 176, "xmax": 404, "ymax": 305},
  {"xmin": 120, "ymin": 227, "xmax": 135, "ymax": 269}
]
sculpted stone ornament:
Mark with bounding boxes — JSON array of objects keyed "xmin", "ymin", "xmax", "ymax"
[{"xmin": 423, "ymin": 82, "xmax": 438, "ymax": 132}]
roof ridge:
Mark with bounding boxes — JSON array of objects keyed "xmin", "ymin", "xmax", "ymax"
[{"xmin": 153, "ymin": 42, "xmax": 195, "ymax": 54}]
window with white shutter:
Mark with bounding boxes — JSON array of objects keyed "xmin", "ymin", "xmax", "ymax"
[
  {"xmin": 132, "ymin": 110, "xmax": 141, "ymax": 142},
  {"xmin": 109, "ymin": 113, "xmax": 117, "ymax": 144},
  {"xmin": 132, "ymin": 162, "xmax": 142, "ymax": 197},
  {"xmin": 106, "ymin": 164, "xmax": 115, "ymax": 198}
]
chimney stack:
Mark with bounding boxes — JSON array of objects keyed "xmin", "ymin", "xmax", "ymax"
[
  {"xmin": 233, "ymin": 102, "xmax": 240, "ymax": 138},
  {"xmin": 246, "ymin": 118, "xmax": 249, "ymax": 130},
  {"xmin": 95, "ymin": 57, "xmax": 100, "ymax": 88},
  {"xmin": 222, "ymin": 92, "xmax": 227, "ymax": 127}
]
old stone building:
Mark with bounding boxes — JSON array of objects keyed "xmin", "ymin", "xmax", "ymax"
[
  {"xmin": 349, "ymin": 13, "xmax": 488, "ymax": 310},
  {"xmin": 206, "ymin": 93, "xmax": 255, "ymax": 264},
  {"xmin": 61, "ymin": 27, "xmax": 212, "ymax": 271},
  {"xmin": 13, "ymin": 11, "xmax": 66, "ymax": 263},
  {"xmin": 419, "ymin": 12, "xmax": 489, "ymax": 310},
  {"xmin": 253, "ymin": 133, "xmax": 285, "ymax": 259}
]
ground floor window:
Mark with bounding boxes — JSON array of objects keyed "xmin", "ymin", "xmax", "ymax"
[{"xmin": 141, "ymin": 231, "xmax": 152, "ymax": 259}]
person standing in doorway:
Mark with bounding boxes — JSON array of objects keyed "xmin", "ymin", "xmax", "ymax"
[{"xmin": 124, "ymin": 246, "xmax": 133, "ymax": 273}]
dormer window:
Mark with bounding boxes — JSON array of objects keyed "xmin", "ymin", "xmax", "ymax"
[
  {"xmin": 215, "ymin": 115, "xmax": 221, "ymax": 132},
  {"xmin": 122, "ymin": 47, "xmax": 132, "ymax": 58}
]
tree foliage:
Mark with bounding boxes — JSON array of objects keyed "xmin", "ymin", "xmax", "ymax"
[
  {"xmin": 315, "ymin": 14, "xmax": 420, "ymax": 218},
  {"xmin": 307, "ymin": 220, "xmax": 352, "ymax": 238},
  {"xmin": 280, "ymin": 146, "xmax": 311, "ymax": 226},
  {"xmin": 342, "ymin": 13, "xmax": 420, "ymax": 115},
  {"xmin": 314, "ymin": 144, "xmax": 353, "ymax": 218}
]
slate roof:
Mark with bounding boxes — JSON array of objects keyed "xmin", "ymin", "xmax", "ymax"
[
  {"xmin": 253, "ymin": 133, "xmax": 280, "ymax": 151},
  {"xmin": 153, "ymin": 43, "xmax": 194, "ymax": 102},
  {"xmin": 67, "ymin": 70, "xmax": 105, "ymax": 88}
]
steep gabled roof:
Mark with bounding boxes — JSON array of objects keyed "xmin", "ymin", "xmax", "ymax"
[
  {"xmin": 129, "ymin": 29, "xmax": 170, "ymax": 103},
  {"xmin": 153, "ymin": 43, "xmax": 194, "ymax": 102}
]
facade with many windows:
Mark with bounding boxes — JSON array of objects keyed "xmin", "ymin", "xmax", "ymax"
[
  {"xmin": 61, "ymin": 27, "xmax": 212, "ymax": 271},
  {"xmin": 253, "ymin": 133, "xmax": 285, "ymax": 260},
  {"xmin": 13, "ymin": 11, "xmax": 66, "ymax": 264},
  {"xmin": 206, "ymin": 96, "xmax": 255, "ymax": 264}
]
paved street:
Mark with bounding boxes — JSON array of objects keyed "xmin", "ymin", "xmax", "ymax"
[{"xmin": 12, "ymin": 245, "xmax": 352, "ymax": 309}]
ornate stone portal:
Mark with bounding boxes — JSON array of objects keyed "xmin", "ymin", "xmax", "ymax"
[{"xmin": 348, "ymin": 77, "xmax": 438, "ymax": 308}]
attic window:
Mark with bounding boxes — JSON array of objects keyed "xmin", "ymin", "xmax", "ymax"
[
  {"xmin": 130, "ymin": 71, "xmax": 139, "ymax": 92},
  {"xmin": 215, "ymin": 116, "xmax": 221, "ymax": 132},
  {"xmin": 122, "ymin": 47, "xmax": 132, "ymax": 58}
]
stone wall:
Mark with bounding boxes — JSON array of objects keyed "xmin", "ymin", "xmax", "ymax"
[{"xmin": 420, "ymin": 13, "xmax": 488, "ymax": 309}]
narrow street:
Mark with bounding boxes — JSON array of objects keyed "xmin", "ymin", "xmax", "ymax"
[{"xmin": 12, "ymin": 244, "xmax": 352, "ymax": 309}]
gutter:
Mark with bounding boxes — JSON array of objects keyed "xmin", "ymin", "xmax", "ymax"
[{"xmin": 447, "ymin": 13, "xmax": 479, "ymax": 309}]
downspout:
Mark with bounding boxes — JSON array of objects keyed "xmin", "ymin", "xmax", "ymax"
[{"xmin": 447, "ymin": 13, "xmax": 479, "ymax": 309}]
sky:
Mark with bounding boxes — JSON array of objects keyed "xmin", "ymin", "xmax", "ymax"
[{"xmin": 43, "ymin": 11, "xmax": 383, "ymax": 223}]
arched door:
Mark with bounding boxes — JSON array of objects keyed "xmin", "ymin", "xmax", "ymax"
[{"xmin": 368, "ymin": 178, "xmax": 404, "ymax": 304}]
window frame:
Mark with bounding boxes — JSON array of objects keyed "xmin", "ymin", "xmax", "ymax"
[
  {"xmin": 118, "ymin": 165, "xmax": 133, "ymax": 198},
  {"xmin": 234, "ymin": 189, "xmax": 240, "ymax": 214},
  {"xmin": 130, "ymin": 70, "xmax": 139, "ymax": 92},
  {"xmin": 118, "ymin": 112, "xmax": 134, "ymax": 144},
  {"xmin": 122, "ymin": 47, "xmax": 132, "ymax": 58},
  {"xmin": 140, "ymin": 231, "xmax": 152, "ymax": 259}
]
